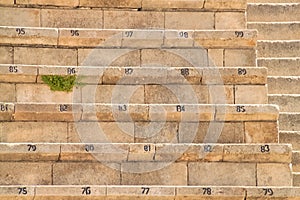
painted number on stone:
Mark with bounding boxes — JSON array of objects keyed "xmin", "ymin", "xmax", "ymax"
[
  {"xmin": 203, "ymin": 188, "xmax": 212, "ymax": 195},
  {"xmin": 27, "ymin": 144, "xmax": 37, "ymax": 152},
  {"xmin": 204, "ymin": 145, "xmax": 213, "ymax": 152},
  {"xmin": 125, "ymin": 31, "xmax": 133, "ymax": 37},
  {"xmin": 118, "ymin": 105, "xmax": 127, "ymax": 112},
  {"xmin": 0, "ymin": 104, "xmax": 8, "ymax": 112},
  {"xmin": 9, "ymin": 66, "xmax": 18, "ymax": 73},
  {"xmin": 141, "ymin": 187, "xmax": 150, "ymax": 195},
  {"xmin": 59, "ymin": 105, "xmax": 68, "ymax": 112},
  {"xmin": 82, "ymin": 187, "xmax": 91, "ymax": 195},
  {"xmin": 18, "ymin": 187, "xmax": 28, "ymax": 195},
  {"xmin": 125, "ymin": 68, "xmax": 134, "ymax": 75},
  {"xmin": 235, "ymin": 31, "xmax": 244, "ymax": 38},
  {"xmin": 144, "ymin": 145, "xmax": 151, "ymax": 152},
  {"xmin": 67, "ymin": 68, "xmax": 76, "ymax": 75},
  {"xmin": 16, "ymin": 28, "xmax": 25, "ymax": 35},
  {"xmin": 71, "ymin": 30, "xmax": 79, "ymax": 36},
  {"xmin": 261, "ymin": 145, "xmax": 270, "ymax": 153},
  {"xmin": 176, "ymin": 105, "xmax": 185, "ymax": 112},
  {"xmin": 181, "ymin": 68, "xmax": 190, "ymax": 76},
  {"xmin": 263, "ymin": 188, "xmax": 274, "ymax": 196},
  {"xmin": 85, "ymin": 144, "xmax": 95, "ymax": 152},
  {"xmin": 179, "ymin": 31, "xmax": 189, "ymax": 38},
  {"xmin": 236, "ymin": 106, "xmax": 246, "ymax": 113},
  {"xmin": 238, "ymin": 68, "xmax": 247, "ymax": 75}
]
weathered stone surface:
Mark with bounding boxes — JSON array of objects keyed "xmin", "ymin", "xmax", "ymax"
[
  {"xmin": 0, "ymin": 84, "xmax": 15, "ymax": 102},
  {"xmin": 0, "ymin": 186, "xmax": 35, "ymax": 199},
  {"xmin": 293, "ymin": 151, "xmax": 300, "ymax": 172},
  {"xmin": 209, "ymin": 85, "xmax": 234, "ymax": 104},
  {"xmin": 0, "ymin": 0, "xmax": 14, "ymax": 5},
  {"xmin": 294, "ymin": 173, "xmax": 300, "ymax": 187},
  {"xmin": 280, "ymin": 113, "xmax": 300, "ymax": 131},
  {"xmin": 269, "ymin": 95, "xmax": 300, "ymax": 112},
  {"xmin": 0, "ymin": 162, "xmax": 52, "ymax": 185},
  {"xmin": 245, "ymin": 122, "xmax": 278, "ymax": 143},
  {"xmin": 122, "ymin": 30, "xmax": 164, "ymax": 48},
  {"xmin": 0, "ymin": 65, "xmax": 37, "ymax": 83},
  {"xmin": 235, "ymin": 85, "xmax": 268, "ymax": 104},
  {"xmin": 205, "ymin": 0, "xmax": 247, "ymax": 10},
  {"xmin": 17, "ymin": 0, "xmax": 79, "ymax": 7},
  {"xmin": 258, "ymin": 41, "xmax": 300, "ymax": 58},
  {"xmin": 0, "ymin": 103, "xmax": 14, "ymax": 121},
  {"xmin": 268, "ymin": 76, "xmax": 300, "ymax": 94},
  {"xmin": 53, "ymin": 163, "xmax": 121, "ymax": 185},
  {"xmin": 257, "ymin": 163, "xmax": 292, "ymax": 186},
  {"xmin": 41, "ymin": 9, "xmax": 103, "ymax": 28},
  {"xmin": 0, "ymin": 122, "xmax": 68, "ymax": 143},
  {"xmin": 165, "ymin": 12, "xmax": 214, "ymax": 29},
  {"xmin": 128, "ymin": 144, "xmax": 155, "ymax": 161},
  {"xmin": 14, "ymin": 47, "xmax": 77, "ymax": 65},
  {"xmin": 188, "ymin": 163, "xmax": 256, "ymax": 186},
  {"xmin": 121, "ymin": 162, "xmax": 187, "ymax": 185},
  {"xmin": 0, "ymin": 7, "xmax": 40, "ymax": 27},
  {"xmin": 224, "ymin": 49, "xmax": 256, "ymax": 66},
  {"xmin": 0, "ymin": 47, "xmax": 13, "ymax": 64},
  {"xmin": 280, "ymin": 131, "xmax": 300, "ymax": 151},
  {"xmin": 208, "ymin": 49, "xmax": 224, "ymax": 67},
  {"xmin": 179, "ymin": 122, "xmax": 244, "ymax": 143},
  {"xmin": 143, "ymin": 0, "xmax": 204, "ymax": 10},
  {"xmin": 215, "ymin": 12, "xmax": 246, "ymax": 29},
  {"xmin": 68, "ymin": 122, "xmax": 134, "ymax": 143},
  {"xmin": 247, "ymin": 187, "xmax": 300, "ymax": 199},
  {"xmin": 80, "ymin": 0, "xmax": 141, "ymax": 8},
  {"xmin": 258, "ymin": 58, "xmax": 300, "ymax": 76},
  {"xmin": 104, "ymin": 11, "xmax": 164, "ymax": 29},
  {"xmin": 163, "ymin": 30, "xmax": 194, "ymax": 48}
]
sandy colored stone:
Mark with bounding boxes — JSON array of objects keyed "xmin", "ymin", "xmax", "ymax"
[
  {"xmin": 293, "ymin": 151, "xmax": 300, "ymax": 172},
  {"xmin": 179, "ymin": 122, "xmax": 244, "ymax": 143},
  {"xmin": 78, "ymin": 49, "xmax": 140, "ymax": 67},
  {"xmin": 280, "ymin": 132, "xmax": 300, "ymax": 151},
  {"xmin": 53, "ymin": 163, "xmax": 121, "ymax": 185},
  {"xmin": 279, "ymin": 113, "xmax": 300, "ymax": 131},
  {"xmin": 128, "ymin": 144, "xmax": 155, "ymax": 161},
  {"xmin": 0, "ymin": 47, "xmax": 13, "ymax": 64},
  {"xmin": 0, "ymin": 162, "xmax": 52, "ymax": 185},
  {"xmin": 104, "ymin": 11, "xmax": 164, "ymax": 29},
  {"xmin": 143, "ymin": 0, "xmax": 204, "ymax": 10},
  {"xmin": 205, "ymin": 0, "xmax": 247, "ymax": 10},
  {"xmin": 188, "ymin": 163, "xmax": 256, "ymax": 186},
  {"xmin": 0, "ymin": 0, "xmax": 14, "ymax": 5},
  {"xmin": 0, "ymin": 122, "xmax": 68, "ymax": 143},
  {"xmin": 68, "ymin": 122, "xmax": 134, "ymax": 143},
  {"xmin": 258, "ymin": 58, "xmax": 300, "ymax": 76},
  {"xmin": 82, "ymin": 85, "xmax": 144, "ymax": 104},
  {"xmin": 246, "ymin": 187, "xmax": 300, "ymax": 199},
  {"xmin": 258, "ymin": 41, "xmax": 300, "ymax": 58},
  {"xmin": 135, "ymin": 122, "xmax": 178, "ymax": 143},
  {"xmin": 59, "ymin": 29, "xmax": 122, "ymax": 47},
  {"xmin": 17, "ymin": 0, "xmax": 79, "ymax": 7},
  {"xmin": 0, "ymin": 7, "xmax": 40, "ymax": 27},
  {"xmin": 0, "ymin": 26, "xmax": 58, "ymax": 46},
  {"xmin": 41, "ymin": 9, "xmax": 103, "ymax": 28},
  {"xmin": 167, "ymin": 67, "xmax": 202, "ymax": 84},
  {"xmin": 0, "ymin": 186, "xmax": 35, "ymax": 199},
  {"xmin": 0, "ymin": 143, "xmax": 60, "ymax": 161},
  {"xmin": 224, "ymin": 49, "xmax": 256, "ymax": 66},
  {"xmin": 165, "ymin": 12, "xmax": 214, "ymax": 29},
  {"xmin": 121, "ymin": 162, "xmax": 187, "ymax": 185},
  {"xmin": 82, "ymin": 104, "xmax": 148, "ymax": 122},
  {"xmin": 149, "ymin": 104, "xmax": 214, "ymax": 122},
  {"xmin": 163, "ymin": 30, "xmax": 194, "ymax": 48},
  {"xmin": 14, "ymin": 47, "xmax": 77, "ymax": 65},
  {"xmin": 245, "ymin": 122, "xmax": 278, "ymax": 143},
  {"xmin": 80, "ymin": 0, "xmax": 141, "ymax": 8},
  {"xmin": 269, "ymin": 95, "xmax": 300, "ymax": 112},
  {"xmin": 235, "ymin": 85, "xmax": 268, "ymax": 104},
  {"xmin": 122, "ymin": 30, "xmax": 164, "ymax": 48},
  {"xmin": 0, "ymin": 84, "xmax": 15, "ymax": 102},
  {"xmin": 257, "ymin": 163, "xmax": 292, "ymax": 186},
  {"xmin": 0, "ymin": 65, "xmax": 37, "ymax": 83},
  {"xmin": 268, "ymin": 77, "xmax": 300, "ymax": 94},
  {"xmin": 294, "ymin": 173, "xmax": 300, "ymax": 187},
  {"xmin": 14, "ymin": 103, "xmax": 82, "ymax": 122},
  {"xmin": 0, "ymin": 103, "xmax": 14, "ymax": 121},
  {"xmin": 215, "ymin": 12, "xmax": 246, "ymax": 29},
  {"xmin": 208, "ymin": 85, "xmax": 234, "ymax": 104},
  {"xmin": 223, "ymin": 144, "xmax": 292, "ymax": 163},
  {"xmin": 208, "ymin": 49, "xmax": 223, "ymax": 67},
  {"xmin": 145, "ymin": 85, "xmax": 208, "ymax": 104}
]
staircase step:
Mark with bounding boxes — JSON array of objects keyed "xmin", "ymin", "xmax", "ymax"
[
  {"xmin": 268, "ymin": 76, "xmax": 300, "ymax": 94},
  {"xmin": 257, "ymin": 58, "xmax": 300, "ymax": 76},
  {"xmin": 280, "ymin": 131, "xmax": 300, "ymax": 150},
  {"xmin": 247, "ymin": 3, "xmax": 300, "ymax": 22},
  {"xmin": 294, "ymin": 173, "xmax": 300, "ymax": 186},
  {"xmin": 279, "ymin": 113, "xmax": 300, "ymax": 131},
  {"xmin": 257, "ymin": 41, "xmax": 300, "ymax": 58},
  {"xmin": 248, "ymin": 22, "xmax": 300, "ymax": 40},
  {"xmin": 269, "ymin": 94, "xmax": 300, "ymax": 112},
  {"xmin": 293, "ymin": 151, "xmax": 300, "ymax": 172}
]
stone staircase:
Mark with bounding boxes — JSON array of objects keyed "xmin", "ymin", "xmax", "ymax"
[
  {"xmin": 0, "ymin": 0, "xmax": 299, "ymax": 199},
  {"xmin": 247, "ymin": 0, "xmax": 300, "ymax": 187}
]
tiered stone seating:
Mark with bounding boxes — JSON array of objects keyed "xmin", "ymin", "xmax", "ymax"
[
  {"xmin": 247, "ymin": 0, "xmax": 300, "ymax": 187},
  {"xmin": 0, "ymin": 0, "xmax": 299, "ymax": 199}
]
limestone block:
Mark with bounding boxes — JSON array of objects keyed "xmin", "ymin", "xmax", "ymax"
[
  {"xmin": 208, "ymin": 49, "xmax": 224, "ymax": 67},
  {"xmin": 247, "ymin": 187, "xmax": 300, "ymax": 199},
  {"xmin": 268, "ymin": 76, "xmax": 300, "ymax": 94},
  {"xmin": 224, "ymin": 49, "xmax": 256, "ymax": 66},
  {"xmin": 279, "ymin": 113, "xmax": 300, "ymax": 131},
  {"xmin": 215, "ymin": 12, "xmax": 246, "ymax": 29},
  {"xmin": 0, "ymin": 7, "xmax": 40, "ymax": 27},
  {"xmin": 128, "ymin": 144, "xmax": 155, "ymax": 161},
  {"xmin": 0, "ymin": 47, "xmax": 13, "ymax": 64},
  {"xmin": 245, "ymin": 122, "xmax": 278, "ymax": 143},
  {"xmin": 80, "ymin": 0, "xmax": 141, "ymax": 8},
  {"xmin": 0, "ymin": 0, "xmax": 14, "ymax": 5},
  {"xmin": 208, "ymin": 85, "xmax": 234, "ymax": 104},
  {"xmin": 163, "ymin": 30, "xmax": 194, "ymax": 47},
  {"xmin": 258, "ymin": 41, "xmax": 300, "ymax": 58},
  {"xmin": 205, "ymin": 0, "xmax": 247, "ymax": 10},
  {"xmin": 257, "ymin": 163, "xmax": 292, "ymax": 186},
  {"xmin": 122, "ymin": 30, "xmax": 164, "ymax": 48},
  {"xmin": 258, "ymin": 58, "xmax": 300, "ymax": 76},
  {"xmin": 0, "ymin": 84, "xmax": 15, "ymax": 102},
  {"xmin": 0, "ymin": 186, "xmax": 34, "ymax": 199},
  {"xmin": 143, "ymin": 0, "xmax": 204, "ymax": 10},
  {"xmin": 167, "ymin": 67, "xmax": 202, "ymax": 84},
  {"xmin": 41, "ymin": 9, "xmax": 103, "ymax": 28},
  {"xmin": 0, "ymin": 65, "xmax": 37, "ymax": 83},
  {"xmin": 269, "ymin": 95, "xmax": 300, "ymax": 112},
  {"xmin": 280, "ymin": 131, "xmax": 300, "ymax": 151},
  {"xmin": 0, "ymin": 103, "xmax": 14, "ymax": 121},
  {"xmin": 292, "ymin": 151, "xmax": 300, "ymax": 172},
  {"xmin": 235, "ymin": 85, "xmax": 268, "ymax": 104}
]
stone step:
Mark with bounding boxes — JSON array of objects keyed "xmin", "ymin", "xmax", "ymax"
[
  {"xmin": 0, "ymin": 27, "xmax": 257, "ymax": 48},
  {"xmin": 0, "ymin": 7, "xmax": 246, "ymax": 29},
  {"xmin": 0, "ymin": 0, "xmax": 247, "ymax": 10},
  {"xmin": 293, "ymin": 151, "xmax": 300, "ymax": 172},
  {"xmin": 247, "ymin": 22, "xmax": 300, "ymax": 40},
  {"xmin": 269, "ymin": 95, "xmax": 300, "ymax": 112},
  {"xmin": 1, "ymin": 186, "xmax": 300, "ymax": 199},
  {"xmin": 257, "ymin": 58, "xmax": 300, "ymax": 76},
  {"xmin": 294, "ymin": 173, "xmax": 300, "ymax": 186},
  {"xmin": 268, "ymin": 76, "xmax": 300, "ymax": 94},
  {"xmin": 248, "ymin": 0, "xmax": 300, "ymax": 2},
  {"xmin": 0, "ymin": 120, "xmax": 279, "ymax": 143},
  {"xmin": 0, "ymin": 47, "xmax": 256, "ymax": 67},
  {"xmin": 280, "ymin": 131, "xmax": 300, "ymax": 151},
  {"xmin": 279, "ymin": 113, "xmax": 300, "ymax": 131},
  {"xmin": 0, "ymin": 103, "xmax": 279, "ymax": 122},
  {"xmin": 257, "ymin": 41, "xmax": 300, "ymax": 58},
  {"xmin": 247, "ymin": 3, "xmax": 300, "ymax": 22}
]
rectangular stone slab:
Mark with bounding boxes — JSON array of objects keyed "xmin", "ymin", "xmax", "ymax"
[{"xmin": 0, "ymin": 65, "xmax": 37, "ymax": 83}]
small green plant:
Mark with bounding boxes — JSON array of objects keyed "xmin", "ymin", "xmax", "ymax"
[{"xmin": 41, "ymin": 75, "xmax": 78, "ymax": 92}]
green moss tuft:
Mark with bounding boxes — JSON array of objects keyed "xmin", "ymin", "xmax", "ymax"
[{"xmin": 41, "ymin": 75, "xmax": 77, "ymax": 92}]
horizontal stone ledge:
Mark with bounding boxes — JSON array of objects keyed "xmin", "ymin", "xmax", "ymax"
[
  {"xmin": 13, "ymin": 0, "xmax": 247, "ymax": 10},
  {"xmin": 1, "ymin": 186, "xmax": 300, "ymax": 198},
  {"xmin": 0, "ymin": 143, "xmax": 291, "ymax": 163},
  {"xmin": 0, "ymin": 26, "xmax": 257, "ymax": 48},
  {"xmin": 0, "ymin": 103, "xmax": 280, "ymax": 122}
]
